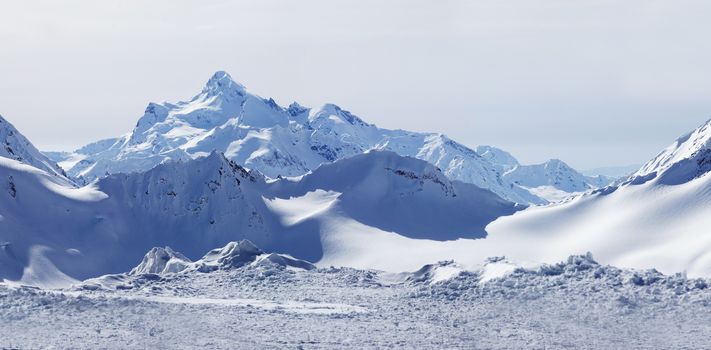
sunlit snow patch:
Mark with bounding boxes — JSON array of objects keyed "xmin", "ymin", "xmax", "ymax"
[
  {"xmin": 524, "ymin": 185, "xmax": 580, "ymax": 203},
  {"xmin": 18, "ymin": 246, "xmax": 78, "ymax": 289},
  {"xmin": 263, "ymin": 190, "xmax": 341, "ymax": 226},
  {"xmin": 40, "ymin": 178, "xmax": 108, "ymax": 202},
  {"xmin": 478, "ymin": 257, "xmax": 521, "ymax": 283}
]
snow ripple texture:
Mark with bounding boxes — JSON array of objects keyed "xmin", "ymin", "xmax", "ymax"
[{"xmin": 1, "ymin": 254, "xmax": 709, "ymax": 349}]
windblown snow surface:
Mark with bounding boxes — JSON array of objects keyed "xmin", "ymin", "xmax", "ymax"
[{"xmin": 1, "ymin": 242, "xmax": 709, "ymax": 349}]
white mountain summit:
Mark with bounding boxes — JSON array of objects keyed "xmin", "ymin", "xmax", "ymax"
[{"xmin": 47, "ymin": 71, "xmax": 568, "ymax": 204}]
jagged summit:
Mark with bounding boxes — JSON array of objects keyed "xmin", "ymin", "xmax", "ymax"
[
  {"xmin": 201, "ymin": 70, "xmax": 247, "ymax": 97},
  {"xmin": 287, "ymin": 102, "xmax": 310, "ymax": 117}
]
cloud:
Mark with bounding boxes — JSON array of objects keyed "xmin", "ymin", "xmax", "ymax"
[{"xmin": 0, "ymin": 0, "xmax": 710, "ymax": 168}]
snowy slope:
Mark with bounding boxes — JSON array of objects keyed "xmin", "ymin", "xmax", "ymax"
[
  {"xmin": 0, "ymin": 144, "xmax": 520, "ymax": 284},
  {"xmin": 0, "ymin": 115, "xmax": 68, "ymax": 181},
  {"xmin": 479, "ymin": 119, "xmax": 711, "ymax": 277},
  {"xmin": 633, "ymin": 118, "xmax": 711, "ymax": 185},
  {"xmin": 51, "ymin": 71, "xmax": 544, "ymax": 204}
]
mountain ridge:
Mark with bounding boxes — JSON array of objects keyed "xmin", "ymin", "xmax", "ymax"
[
  {"xmin": 0, "ymin": 115, "xmax": 69, "ymax": 182},
  {"xmin": 45, "ymin": 71, "xmax": 603, "ymax": 205}
]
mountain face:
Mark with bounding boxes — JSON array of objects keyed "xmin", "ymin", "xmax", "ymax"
[
  {"xmin": 632, "ymin": 119, "xmax": 711, "ymax": 185},
  {"xmin": 475, "ymin": 145, "xmax": 520, "ymax": 173},
  {"xmin": 0, "ymin": 139, "xmax": 520, "ymax": 283},
  {"xmin": 0, "ymin": 116, "xmax": 68, "ymax": 181},
  {"xmin": 47, "ymin": 71, "xmax": 547, "ymax": 204}
]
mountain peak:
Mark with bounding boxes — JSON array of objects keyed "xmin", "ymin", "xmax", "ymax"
[
  {"xmin": 202, "ymin": 70, "xmax": 246, "ymax": 97},
  {"xmin": 0, "ymin": 114, "xmax": 69, "ymax": 181},
  {"xmin": 633, "ymin": 118, "xmax": 711, "ymax": 184},
  {"xmin": 475, "ymin": 146, "xmax": 519, "ymax": 171},
  {"xmin": 544, "ymin": 158, "xmax": 569, "ymax": 168}
]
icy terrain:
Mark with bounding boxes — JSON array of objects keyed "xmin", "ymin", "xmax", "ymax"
[
  {"xmin": 0, "ymin": 145, "xmax": 521, "ymax": 283},
  {"xmin": 1, "ymin": 243, "xmax": 709, "ymax": 349},
  {"xmin": 46, "ymin": 72, "xmax": 607, "ymax": 204}
]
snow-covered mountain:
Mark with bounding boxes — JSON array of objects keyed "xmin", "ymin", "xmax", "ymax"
[
  {"xmin": 474, "ymin": 145, "xmax": 614, "ymax": 202},
  {"xmin": 47, "ymin": 71, "xmax": 547, "ymax": 204},
  {"xmin": 481, "ymin": 118, "xmax": 711, "ymax": 277},
  {"xmin": 0, "ymin": 123, "xmax": 521, "ymax": 285},
  {"xmin": 0, "ymin": 115, "xmax": 68, "ymax": 181},
  {"xmin": 632, "ymin": 118, "xmax": 711, "ymax": 185},
  {"xmin": 502, "ymin": 158, "xmax": 614, "ymax": 202}
]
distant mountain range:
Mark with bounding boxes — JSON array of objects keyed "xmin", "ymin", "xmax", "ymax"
[{"xmin": 44, "ymin": 71, "xmax": 612, "ymax": 205}]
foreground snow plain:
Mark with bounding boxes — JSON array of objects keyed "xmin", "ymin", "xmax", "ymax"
[{"xmin": 1, "ymin": 251, "xmax": 710, "ymax": 349}]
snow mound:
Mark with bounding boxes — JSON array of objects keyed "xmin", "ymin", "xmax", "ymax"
[
  {"xmin": 129, "ymin": 247, "xmax": 192, "ymax": 275},
  {"xmin": 80, "ymin": 240, "xmax": 315, "ymax": 290},
  {"xmin": 195, "ymin": 240, "xmax": 264, "ymax": 272},
  {"xmin": 406, "ymin": 261, "xmax": 465, "ymax": 284},
  {"xmin": 195, "ymin": 240, "xmax": 315, "ymax": 272},
  {"xmin": 412, "ymin": 253, "xmax": 710, "ymax": 302},
  {"xmin": 127, "ymin": 240, "xmax": 317, "ymax": 276},
  {"xmin": 253, "ymin": 253, "xmax": 316, "ymax": 271}
]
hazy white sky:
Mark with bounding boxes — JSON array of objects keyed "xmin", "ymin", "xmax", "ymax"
[{"xmin": 1, "ymin": 0, "xmax": 711, "ymax": 169}]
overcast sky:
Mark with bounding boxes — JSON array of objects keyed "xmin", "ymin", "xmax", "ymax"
[{"xmin": 1, "ymin": 0, "xmax": 711, "ymax": 169}]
